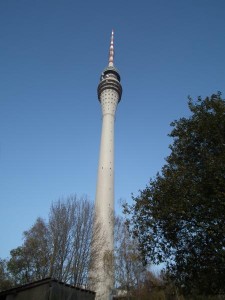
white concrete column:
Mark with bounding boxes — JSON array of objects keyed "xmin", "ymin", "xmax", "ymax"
[{"xmin": 94, "ymin": 88, "xmax": 119, "ymax": 300}]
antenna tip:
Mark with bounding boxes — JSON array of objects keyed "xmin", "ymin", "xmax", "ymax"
[{"xmin": 108, "ymin": 29, "xmax": 114, "ymax": 66}]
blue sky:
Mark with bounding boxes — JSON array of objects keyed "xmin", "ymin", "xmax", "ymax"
[{"xmin": 1, "ymin": 0, "xmax": 225, "ymax": 258}]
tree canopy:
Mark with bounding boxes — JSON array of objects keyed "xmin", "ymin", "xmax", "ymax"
[
  {"xmin": 1, "ymin": 195, "xmax": 95, "ymax": 290},
  {"xmin": 125, "ymin": 93, "xmax": 225, "ymax": 295},
  {"xmin": 0, "ymin": 197, "xmax": 167, "ymax": 298}
]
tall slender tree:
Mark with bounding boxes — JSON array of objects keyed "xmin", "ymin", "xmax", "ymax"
[{"xmin": 114, "ymin": 216, "xmax": 147, "ymax": 294}]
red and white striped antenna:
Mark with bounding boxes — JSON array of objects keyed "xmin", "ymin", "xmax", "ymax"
[{"xmin": 108, "ymin": 29, "xmax": 114, "ymax": 67}]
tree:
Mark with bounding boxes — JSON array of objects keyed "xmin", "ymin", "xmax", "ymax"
[
  {"xmin": 7, "ymin": 218, "xmax": 50, "ymax": 286},
  {"xmin": 125, "ymin": 93, "xmax": 225, "ymax": 296},
  {"xmin": 114, "ymin": 216, "xmax": 148, "ymax": 296},
  {"xmin": 0, "ymin": 259, "xmax": 12, "ymax": 291},
  {"xmin": 5, "ymin": 195, "xmax": 96, "ymax": 288},
  {"xmin": 114, "ymin": 217, "xmax": 175, "ymax": 299},
  {"xmin": 48, "ymin": 195, "xmax": 96, "ymax": 286}
]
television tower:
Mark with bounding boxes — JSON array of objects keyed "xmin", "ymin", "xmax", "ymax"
[{"xmin": 91, "ymin": 30, "xmax": 122, "ymax": 300}]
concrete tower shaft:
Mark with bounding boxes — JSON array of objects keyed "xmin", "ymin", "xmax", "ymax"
[{"xmin": 92, "ymin": 31, "xmax": 122, "ymax": 300}]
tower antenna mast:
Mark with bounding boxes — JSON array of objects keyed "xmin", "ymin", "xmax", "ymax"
[{"xmin": 108, "ymin": 29, "xmax": 114, "ymax": 67}]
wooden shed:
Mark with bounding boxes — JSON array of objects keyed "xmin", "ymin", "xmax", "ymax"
[{"xmin": 0, "ymin": 278, "xmax": 95, "ymax": 300}]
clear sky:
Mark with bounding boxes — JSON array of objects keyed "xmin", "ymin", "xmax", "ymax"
[{"xmin": 1, "ymin": 0, "xmax": 225, "ymax": 259}]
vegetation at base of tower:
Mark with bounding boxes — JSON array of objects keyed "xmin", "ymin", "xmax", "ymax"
[
  {"xmin": 124, "ymin": 92, "xmax": 225, "ymax": 296},
  {"xmin": 0, "ymin": 196, "xmax": 97, "ymax": 289},
  {"xmin": 0, "ymin": 259, "xmax": 12, "ymax": 291},
  {"xmin": 114, "ymin": 215, "xmax": 148, "ymax": 295},
  {"xmin": 0, "ymin": 196, "xmax": 172, "ymax": 299}
]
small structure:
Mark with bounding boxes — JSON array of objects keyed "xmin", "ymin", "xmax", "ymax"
[{"xmin": 0, "ymin": 278, "xmax": 95, "ymax": 300}]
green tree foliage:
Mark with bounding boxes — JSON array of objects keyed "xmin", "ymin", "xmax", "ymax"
[
  {"xmin": 0, "ymin": 259, "xmax": 12, "ymax": 291},
  {"xmin": 2, "ymin": 195, "xmax": 95, "ymax": 290},
  {"xmin": 7, "ymin": 218, "xmax": 51, "ymax": 286},
  {"xmin": 125, "ymin": 93, "xmax": 225, "ymax": 296}
]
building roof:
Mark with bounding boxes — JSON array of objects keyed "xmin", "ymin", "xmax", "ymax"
[{"xmin": 0, "ymin": 277, "xmax": 95, "ymax": 296}]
